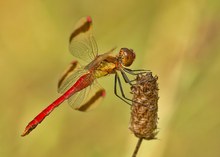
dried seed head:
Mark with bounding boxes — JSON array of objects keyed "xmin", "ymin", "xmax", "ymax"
[{"xmin": 129, "ymin": 72, "xmax": 159, "ymax": 140}]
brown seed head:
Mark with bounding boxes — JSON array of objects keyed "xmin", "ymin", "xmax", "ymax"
[{"xmin": 129, "ymin": 72, "xmax": 159, "ymax": 140}]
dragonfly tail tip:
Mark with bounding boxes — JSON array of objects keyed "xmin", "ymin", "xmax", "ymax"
[
  {"xmin": 21, "ymin": 131, "xmax": 28, "ymax": 137},
  {"xmin": 21, "ymin": 123, "xmax": 37, "ymax": 137}
]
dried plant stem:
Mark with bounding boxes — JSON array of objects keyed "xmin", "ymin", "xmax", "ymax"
[{"xmin": 132, "ymin": 138, "xmax": 143, "ymax": 157}]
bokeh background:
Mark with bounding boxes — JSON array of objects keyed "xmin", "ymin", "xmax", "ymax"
[{"xmin": 1, "ymin": 0, "xmax": 220, "ymax": 157}]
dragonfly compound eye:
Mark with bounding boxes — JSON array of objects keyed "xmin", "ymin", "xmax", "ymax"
[{"xmin": 119, "ymin": 48, "xmax": 136, "ymax": 67}]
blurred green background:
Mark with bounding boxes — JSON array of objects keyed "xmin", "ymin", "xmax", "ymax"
[{"xmin": 1, "ymin": 0, "xmax": 220, "ymax": 157}]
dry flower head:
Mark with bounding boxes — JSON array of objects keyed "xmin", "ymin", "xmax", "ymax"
[{"xmin": 129, "ymin": 72, "xmax": 159, "ymax": 140}]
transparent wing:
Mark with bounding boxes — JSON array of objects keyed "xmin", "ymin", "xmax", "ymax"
[
  {"xmin": 68, "ymin": 86, "xmax": 87, "ymax": 109},
  {"xmin": 76, "ymin": 87, "xmax": 105, "ymax": 111},
  {"xmin": 67, "ymin": 80, "xmax": 106, "ymax": 112},
  {"xmin": 58, "ymin": 65, "xmax": 88, "ymax": 94},
  {"xmin": 69, "ymin": 16, "xmax": 98, "ymax": 63},
  {"xmin": 58, "ymin": 60, "xmax": 79, "ymax": 90}
]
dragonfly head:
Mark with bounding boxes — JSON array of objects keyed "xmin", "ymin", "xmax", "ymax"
[{"xmin": 118, "ymin": 48, "xmax": 136, "ymax": 67}]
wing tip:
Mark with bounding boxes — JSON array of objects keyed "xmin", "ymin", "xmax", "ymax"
[
  {"xmin": 69, "ymin": 16, "xmax": 93, "ymax": 43},
  {"xmin": 101, "ymin": 89, "xmax": 106, "ymax": 97},
  {"xmin": 86, "ymin": 16, "xmax": 92, "ymax": 23}
]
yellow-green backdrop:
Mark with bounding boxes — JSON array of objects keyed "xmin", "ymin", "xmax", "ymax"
[{"xmin": 1, "ymin": 0, "xmax": 220, "ymax": 157}]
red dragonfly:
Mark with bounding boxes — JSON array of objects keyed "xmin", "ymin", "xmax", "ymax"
[{"xmin": 21, "ymin": 16, "xmax": 140, "ymax": 137}]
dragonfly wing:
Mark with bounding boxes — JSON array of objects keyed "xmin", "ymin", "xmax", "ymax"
[
  {"xmin": 58, "ymin": 60, "xmax": 79, "ymax": 90},
  {"xmin": 68, "ymin": 86, "xmax": 87, "ymax": 109},
  {"xmin": 58, "ymin": 67, "xmax": 88, "ymax": 94},
  {"xmin": 75, "ymin": 88, "xmax": 106, "ymax": 111},
  {"xmin": 67, "ymin": 80, "xmax": 106, "ymax": 112},
  {"xmin": 69, "ymin": 16, "xmax": 98, "ymax": 63}
]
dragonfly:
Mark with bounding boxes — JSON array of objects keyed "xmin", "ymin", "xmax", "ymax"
[{"xmin": 21, "ymin": 16, "xmax": 143, "ymax": 137}]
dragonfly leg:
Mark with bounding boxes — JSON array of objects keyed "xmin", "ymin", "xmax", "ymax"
[
  {"xmin": 123, "ymin": 68, "xmax": 150, "ymax": 75},
  {"xmin": 121, "ymin": 68, "xmax": 151, "ymax": 85},
  {"xmin": 120, "ymin": 70, "xmax": 136, "ymax": 85},
  {"xmin": 114, "ymin": 73, "xmax": 145, "ymax": 106},
  {"xmin": 114, "ymin": 73, "xmax": 132, "ymax": 105}
]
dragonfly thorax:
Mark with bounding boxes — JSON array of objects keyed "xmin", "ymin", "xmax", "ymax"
[
  {"xmin": 118, "ymin": 48, "xmax": 136, "ymax": 67},
  {"xmin": 94, "ymin": 60, "xmax": 116, "ymax": 78}
]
